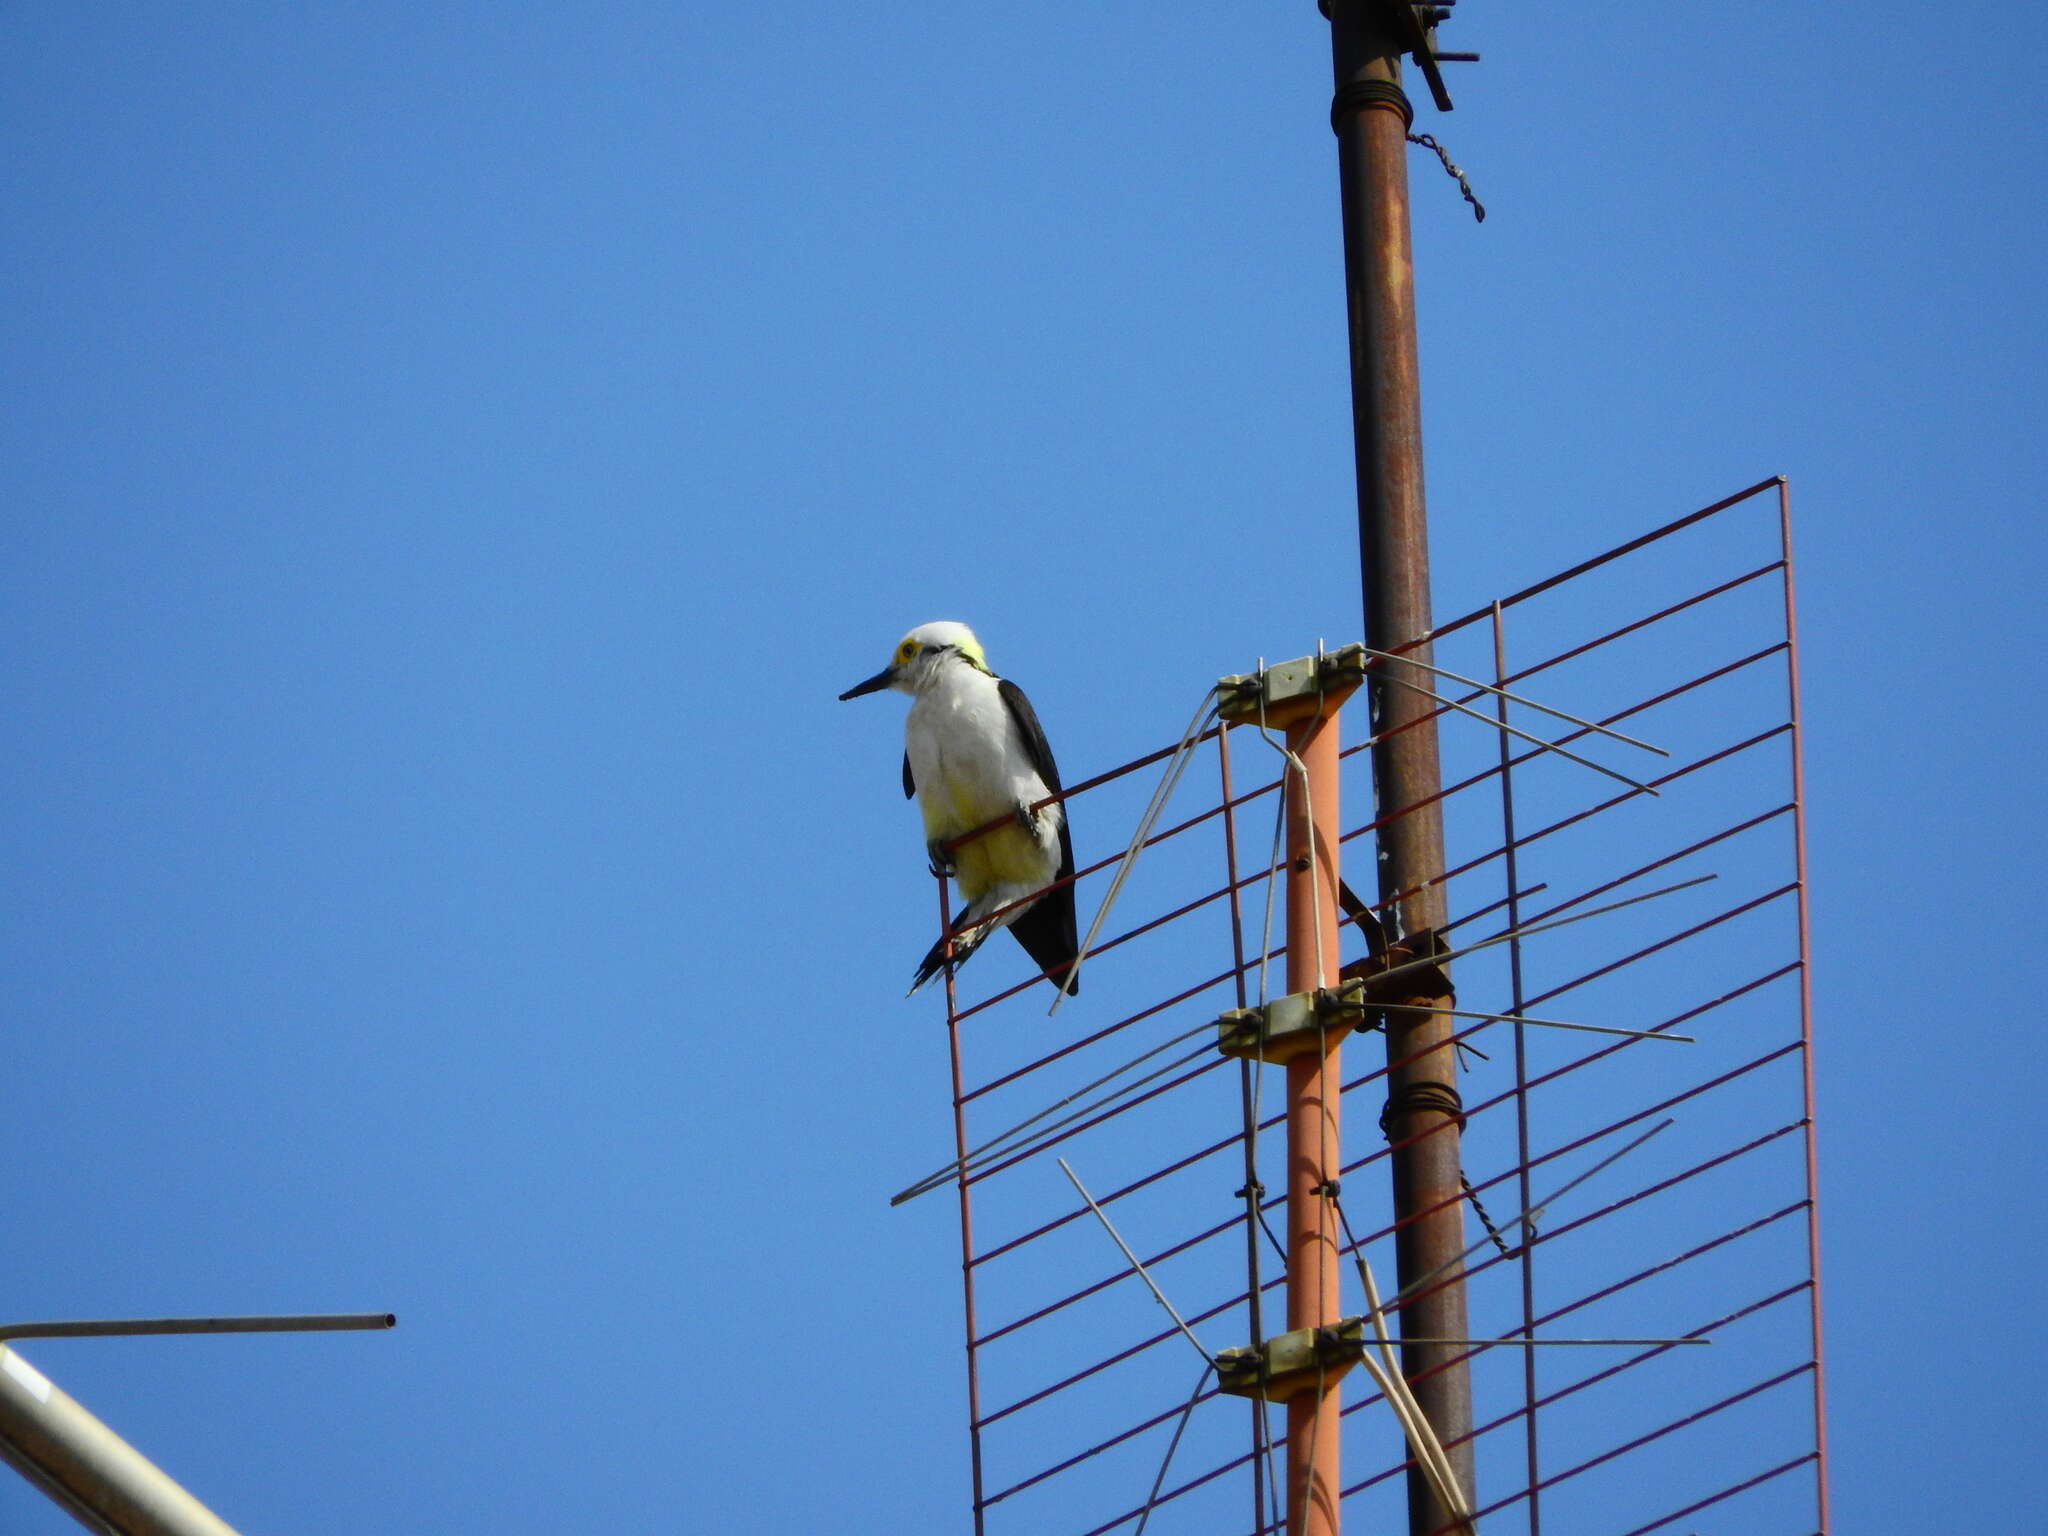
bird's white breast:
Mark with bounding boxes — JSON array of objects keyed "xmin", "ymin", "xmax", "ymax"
[{"xmin": 905, "ymin": 664, "xmax": 1062, "ymax": 902}]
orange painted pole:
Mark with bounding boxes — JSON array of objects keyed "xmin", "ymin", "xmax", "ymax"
[{"xmin": 1283, "ymin": 706, "xmax": 1344, "ymax": 1536}]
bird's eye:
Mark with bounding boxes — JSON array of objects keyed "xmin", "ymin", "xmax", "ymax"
[{"xmin": 897, "ymin": 642, "xmax": 918, "ymax": 662}]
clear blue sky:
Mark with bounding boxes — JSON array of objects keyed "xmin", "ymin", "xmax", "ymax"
[{"xmin": 2, "ymin": 4, "xmax": 2042, "ymax": 1531}]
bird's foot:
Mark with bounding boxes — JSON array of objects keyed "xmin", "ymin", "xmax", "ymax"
[
  {"xmin": 926, "ymin": 840, "xmax": 957, "ymax": 879},
  {"xmin": 1014, "ymin": 805, "xmax": 1044, "ymax": 840}
]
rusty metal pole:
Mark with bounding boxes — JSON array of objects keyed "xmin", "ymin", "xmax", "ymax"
[
  {"xmin": 1322, "ymin": 3, "xmax": 1475, "ymax": 1531},
  {"xmin": 1283, "ymin": 708, "xmax": 1344, "ymax": 1536}
]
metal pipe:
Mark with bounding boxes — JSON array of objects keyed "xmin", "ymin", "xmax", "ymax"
[
  {"xmin": 1282, "ymin": 705, "xmax": 1344, "ymax": 1536},
  {"xmin": 0, "ymin": 1343, "xmax": 242, "ymax": 1536},
  {"xmin": 1322, "ymin": 9, "xmax": 1472, "ymax": 1521}
]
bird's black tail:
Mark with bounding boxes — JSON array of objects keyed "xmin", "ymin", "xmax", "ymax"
[
  {"xmin": 1008, "ymin": 882, "xmax": 1081, "ymax": 997},
  {"xmin": 909, "ymin": 890, "xmax": 1081, "ymax": 998},
  {"xmin": 909, "ymin": 919, "xmax": 988, "ymax": 996}
]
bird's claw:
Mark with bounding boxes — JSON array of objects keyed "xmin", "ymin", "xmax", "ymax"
[
  {"xmin": 1014, "ymin": 805, "xmax": 1043, "ymax": 839},
  {"xmin": 926, "ymin": 840, "xmax": 957, "ymax": 879}
]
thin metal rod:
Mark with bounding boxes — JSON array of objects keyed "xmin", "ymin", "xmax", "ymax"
[
  {"xmin": 1431, "ymin": 722, "xmax": 1792, "ymax": 889},
  {"xmin": 1388, "ymin": 1120, "xmax": 1674, "ymax": 1310},
  {"xmin": 958, "ymin": 945, "xmax": 1269, "ymax": 1085},
  {"xmin": 1479, "ymin": 558, "xmax": 1787, "ymax": 695},
  {"xmin": 1338, "ymin": 1283, "xmax": 1814, "ymax": 1507},
  {"xmin": 1423, "ymin": 476, "xmax": 1786, "ymax": 643},
  {"xmin": 893, "ymin": 1022, "xmax": 1217, "ymax": 1204},
  {"xmin": 1436, "ymin": 881, "xmax": 1550, "ymax": 935},
  {"xmin": 1356, "ymin": 563, "xmax": 1786, "ymax": 777},
  {"xmin": 977, "ymin": 1379, "xmax": 1223, "ymax": 1509},
  {"xmin": 1055, "ymin": 690, "xmax": 1223, "ymax": 1014},
  {"xmin": 1493, "ymin": 599, "xmax": 1542, "ymax": 1536},
  {"xmin": 1056, "ymin": 1159, "xmax": 1211, "ymax": 1368},
  {"xmin": 1220, "ymin": 724, "xmax": 1279, "ymax": 1536},
  {"xmin": 1515, "ymin": 886, "xmax": 1796, "ymax": 1017},
  {"xmin": 1346, "ymin": 1041, "xmax": 1804, "ymax": 1261},
  {"xmin": 958, "ymin": 1052, "xmax": 1226, "ymax": 1196},
  {"xmin": 981, "ymin": 968, "xmax": 1797, "ymax": 1350},
  {"xmin": 1609, "ymin": 1452, "xmax": 1820, "ymax": 1536},
  {"xmin": 1514, "ymin": 803, "xmax": 1792, "ymax": 932},
  {"xmin": 941, "ymin": 880, "xmax": 988, "ymax": 1536},
  {"xmin": 1377, "ymin": 1002, "xmax": 1694, "ymax": 1045},
  {"xmin": 1389, "ymin": 1123, "xmax": 1806, "ymax": 1326},
  {"xmin": 1366, "ymin": 873, "xmax": 1720, "ymax": 992},
  {"xmin": 1337, "ymin": 970, "xmax": 1797, "ymax": 1203},
  {"xmin": 1364, "ymin": 646, "xmax": 1668, "ymax": 755},
  {"xmin": 1779, "ymin": 475, "xmax": 1833, "ymax": 1534},
  {"xmin": 968, "ymin": 874, "xmax": 1753, "ymax": 1271},
  {"xmin": 1132, "ymin": 1365, "xmax": 1214, "ymax": 1536},
  {"xmin": 0, "ymin": 1314, "xmax": 393, "ymax": 1341},
  {"xmin": 1346, "ymin": 669, "xmax": 1791, "ymax": 904},
  {"xmin": 1447, "ymin": 1363, "xmax": 1815, "ymax": 1529},
  {"xmin": 1515, "ymin": 1202, "xmax": 1809, "ymax": 1343},
  {"xmin": 1372, "ymin": 668, "xmax": 1660, "ymax": 795},
  {"xmin": 1386, "ymin": 1337, "xmax": 1706, "ymax": 1347},
  {"xmin": 1466, "ymin": 869, "xmax": 1722, "ymax": 952},
  {"xmin": 975, "ymin": 1126, "xmax": 1804, "ymax": 1433}
]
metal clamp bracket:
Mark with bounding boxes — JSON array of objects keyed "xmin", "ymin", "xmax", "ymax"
[
  {"xmin": 1216, "ymin": 643, "xmax": 1366, "ymax": 730},
  {"xmin": 1216, "ymin": 979, "xmax": 1371, "ymax": 1064},
  {"xmin": 1215, "ymin": 1316, "xmax": 1368, "ymax": 1401},
  {"xmin": 1339, "ymin": 922, "xmax": 1455, "ymax": 1004}
]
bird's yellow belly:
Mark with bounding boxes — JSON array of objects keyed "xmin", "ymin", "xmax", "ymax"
[
  {"xmin": 953, "ymin": 822, "xmax": 1045, "ymax": 900},
  {"xmin": 923, "ymin": 780, "xmax": 1043, "ymax": 901}
]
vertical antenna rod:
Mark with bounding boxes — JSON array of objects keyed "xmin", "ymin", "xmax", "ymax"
[{"xmin": 1322, "ymin": 3, "xmax": 1476, "ymax": 1530}]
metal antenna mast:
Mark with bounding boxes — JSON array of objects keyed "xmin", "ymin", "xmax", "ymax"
[{"xmin": 1323, "ymin": 3, "xmax": 1476, "ymax": 1531}]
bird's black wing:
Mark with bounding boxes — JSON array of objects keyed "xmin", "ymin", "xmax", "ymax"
[
  {"xmin": 902, "ymin": 752, "xmax": 915, "ymax": 800},
  {"xmin": 998, "ymin": 678, "xmax": 1063, "ymax": 793},
  {"xmin": 999, "ymin": 677, "xmax": 1079, "ymax": 994},
  {"xmin": 1008, "ymin": 833, "xmax": 1079, "ymax": 994}
]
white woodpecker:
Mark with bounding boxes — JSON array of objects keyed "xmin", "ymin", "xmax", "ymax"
[{"xmin": 840, "ymin": 621, "xmax": 1080, "ymax": 996}]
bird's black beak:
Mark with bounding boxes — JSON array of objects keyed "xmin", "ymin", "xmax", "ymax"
[{"xmin": 838, "ymin": 668, "xmax": 895, "ymax": 701}]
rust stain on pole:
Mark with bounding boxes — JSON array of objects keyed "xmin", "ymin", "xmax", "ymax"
[
  {"xmin": 1284, "ymin": 708, "xmax": 1344, "ymax": 1536},
  {"xmin": 1324, "ymin": 3, "xmax": 1475, "ymax": 1531}
]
